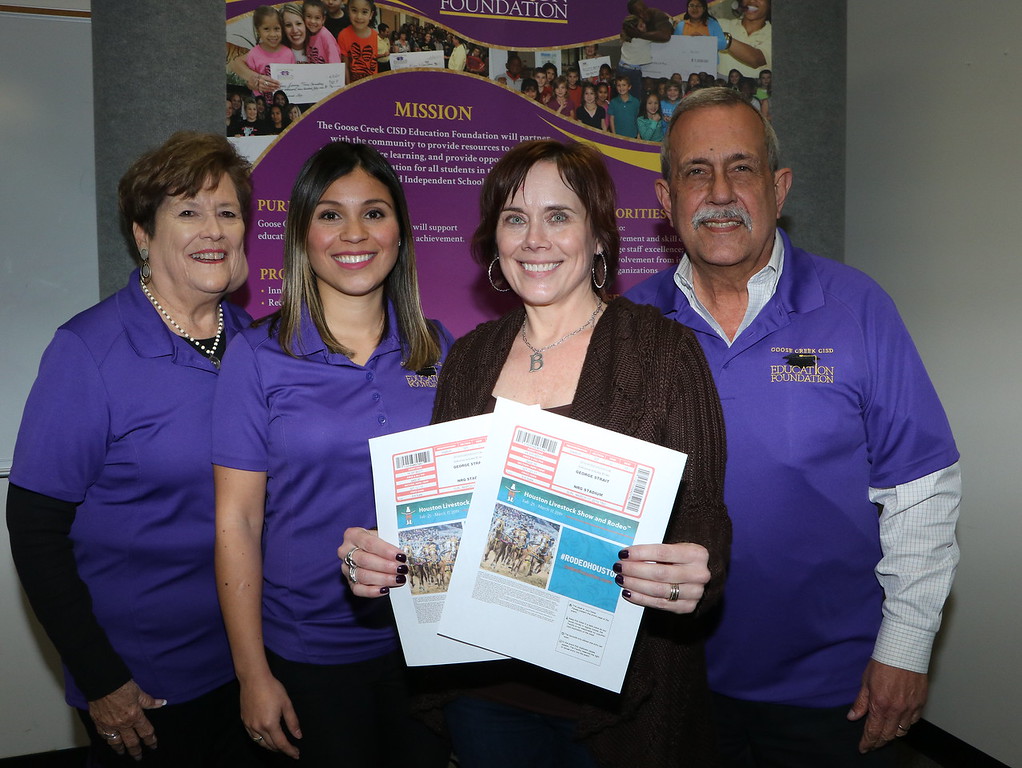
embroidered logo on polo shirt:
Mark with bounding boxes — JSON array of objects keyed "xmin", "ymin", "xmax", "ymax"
[
  {"xmin": 769, "ymin": 347, "xmax": 835, "ymax": 384},
  {"xmin": 405, "ymin": 364, "xmax": 441, "ymax": 388}
]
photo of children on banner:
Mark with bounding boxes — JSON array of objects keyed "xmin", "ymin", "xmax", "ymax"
[
  {"xmin": 235, "ymin": 96, "xmax": 268, "ymax": 137},
  {"xmin": 499, "ymin": 51, "xmax": 525, "ymax": 90},
  {"xmin": 322, "ymin": 0, "xmax": 348, "ymax": 37},
  {"xmin": 241, "ymin": 6, "xmax": 294, "ymax": 97},
  {"xmin": 268, "ymin": 103, "xmax": 286, "ymax": 133},
  {"xmin": 575, "ymin": 82, "xmax": 608, "ymax": 131},
  {"xmin": 637, "ymin": 90, "xmax": 666, "ymax": 140},
  {"xmin": 661, "ymin": 78, "xmax": 682, "ymax": 119},
  {"xmin": 546, "ymin": 75, "xmax": 574, "ymax": 116},
  {"xmin": 228, "ymin": 4, "xmax": 306, "ymax": 104},
  {"xmin": 565, "ymin": 66, "xmax": 584, "ymax": 108},
  {"xmin": 226, "ymin": 1, "xmax": 774, "ymax": 149},
  {"xmin": 302, "ymin": 0, "xmax": 342, "ymax": 63},
  {"xmin": 465, "ymin": 45, "xmax": 487, "ymax": 74},
  {"xmin": 336, "ymin": 0, "xmax": 378, "ymax": 81},
  {"xmin": 530, "ymin": 67, "xmax": 548, "ymax": 99},
  {"xmin": 578, "ymin": 50, "xmax": 613, "ymax": 85},
  {"xmin": 608, "ymin": 73, "xmax": 640, "ymax": 137},
  {"xmin": 229, "ymin": 4, "xmax": 506, "ymax": 115},
  {"xmin": 226, "ymin": 95, "xmax": 242, "ymax": 136}
]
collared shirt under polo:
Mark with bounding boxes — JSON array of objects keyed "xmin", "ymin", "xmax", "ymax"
[
  {"xmin": 626, "ymin": 229, "xmax": 958, "ymax": 707},
  {"xmin": 673, "ymin": 233, "xmax": 784, "ymax": 343},
  {"xmin": 11, "ymin": 271, "xmax": 250, "ymax": 708},
  {"xmin": 212, "ymin": 307, "xmax": 451, "ymax": 666}
]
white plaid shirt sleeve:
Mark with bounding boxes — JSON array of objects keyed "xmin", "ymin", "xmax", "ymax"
[{"xmin": 869, "ymin": 461, "xmax": 961, "ymax": 673}]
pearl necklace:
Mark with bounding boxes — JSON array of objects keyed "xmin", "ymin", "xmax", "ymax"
[
  {"xmin": 520, "ymin": 299, "xmax": 603, "ymax": 373},
  {"xmin": 140, "ymin": 277, "xmax": 224, "ymax": 368}
]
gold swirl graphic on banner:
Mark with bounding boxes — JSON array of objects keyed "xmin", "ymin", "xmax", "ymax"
[
  {"xmin": 541, "ymin": 119, "xmax": 661, "ymax": 174},
  {"xmin": 380, "ymin": 0, "xmax": 428, "ymax": 13}
]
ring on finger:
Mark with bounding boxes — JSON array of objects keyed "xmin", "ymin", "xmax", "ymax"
[
  {"xmin": 101, "ymin": 731, "xmax": 119, "ymax": 740},
  {"xmin": 349, "ymin": 563, "xmax": 359, "ymax": 584},
  {"xmin": 344, "ymin": 545, "xmax": 362, "ymax": 568},
  {"xmin": 667, "ymin": 582, "xmax": 681, "ymax": 602},
  {"xmin": 252, "ymin": 734, "xmax": 264, "ymax": 743}
]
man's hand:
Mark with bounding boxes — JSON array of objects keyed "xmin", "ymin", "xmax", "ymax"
[{"xmin": 847, "ymin": 659, "xmax": 928, "ymax": 752}]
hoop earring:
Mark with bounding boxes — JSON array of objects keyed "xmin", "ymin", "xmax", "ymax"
[
  {"xmin": 488, "ymin": 257, "xmax": 510, "ymax": 292},
  {"xmin": 139, "ymin": 248, "xmax": 152, "ymax": 284},
  {"xmin": 592, "ymin": 252, "xmax": 607, "ymax": 291}
]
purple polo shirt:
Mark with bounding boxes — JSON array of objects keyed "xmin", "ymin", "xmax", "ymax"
[
  {"xmin": 10, "ymin": 271, "xmax": 251, "ymax": 708},
  {"xmin": 212, "ymin": 307, "xmax": 452, "ymax": 665},
  {"xmin": 626, "ymin": 231, "xmax": 958, "ymax": 707}
]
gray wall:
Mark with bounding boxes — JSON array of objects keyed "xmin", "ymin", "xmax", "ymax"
[
  {"xmin": 93, "ymin": 0, "xmax": 226, "ymax": 298},
  {"xmin": 774, "ymin": 0, "xmax": 846, "ymax": 261},
  {"xmin": 0, "ymin": 8, "xmax": 97, "ymax": 756},
  {"xmin": 846, "ymin": 4, "xmax": 1021, "ymax": 766}
]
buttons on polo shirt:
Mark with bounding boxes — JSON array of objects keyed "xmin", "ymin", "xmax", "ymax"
[
  {"xmin": 378, "ymin": 414, "xmax": 387, "ymax": 425},
  {"xmin": 372, "ymin": 392, "xmax": 381, "ymax": 401},
  {"xmin": 366, "ymin": 371, "xmax": 375, "ymax": 382}
]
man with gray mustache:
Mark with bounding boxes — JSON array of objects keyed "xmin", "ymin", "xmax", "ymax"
[{"xmin": 626, "ymin": 87, "xmax": 960, "ymax": 767}]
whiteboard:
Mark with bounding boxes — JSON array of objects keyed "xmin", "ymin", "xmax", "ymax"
[{"xmin": 0, "ymin": 11, "xmax": 98, "ymax": 475}]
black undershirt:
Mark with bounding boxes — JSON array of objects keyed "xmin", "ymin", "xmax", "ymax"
[
  {"xmin": 6, "ymin": 484, "xmax": 132, "ymax": 700},
  {"xmin": 189, "ymin": 333, "xmax": 226, "ymax": 367}
]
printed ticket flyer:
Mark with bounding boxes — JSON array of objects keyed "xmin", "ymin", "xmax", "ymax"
[
  {"xmin": 438, "ymin": 399, "xmax": 687, "ymax": 693},
  {"xmin": 370, "ymin": 414, "xmax": 505, "ymax": 665}
]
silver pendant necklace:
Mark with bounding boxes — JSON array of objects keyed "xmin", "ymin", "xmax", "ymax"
[
  {"xmin": 520, "ymin": 299, "xmax": 603, "ymax": 373},
  {"xmin": 140, "ymin": 277, "xmax": 225, "ymax": 368}
]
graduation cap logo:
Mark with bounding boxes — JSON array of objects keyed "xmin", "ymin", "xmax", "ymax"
[{"xmin": 783, "ymin": 353, "xmax": 818, "ymax": 369}]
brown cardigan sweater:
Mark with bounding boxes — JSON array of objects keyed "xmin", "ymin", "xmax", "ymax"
[
  {"xmin": 417, "ymin": 298, "xmax": 730, "ymax": 767},
  {"xmin": 416, "ymin": 300, "xmax": 735, "ymax": 768}
]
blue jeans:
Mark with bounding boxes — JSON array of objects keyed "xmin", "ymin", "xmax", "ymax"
[{"xmin": 445, "ymin": 696, "xmax": 600, "ymax": 768}]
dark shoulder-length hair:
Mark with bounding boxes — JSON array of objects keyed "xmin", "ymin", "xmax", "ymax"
[
  {"xmin": 118, "ymin": 131, "xmax": 252, "ymax": 265},
  {"xmin": 471, "ymin": 139, "xmax": 619, "ymax": 299},
  {"xmin": 276, "ymin": 141, "xmax": 440, "ymax": 371}
]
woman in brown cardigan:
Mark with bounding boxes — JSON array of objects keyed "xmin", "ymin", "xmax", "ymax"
[{"xmin": 339, "ymin": 140, "xmax": 729, "ymax": 767}]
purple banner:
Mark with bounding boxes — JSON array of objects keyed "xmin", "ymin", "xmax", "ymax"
[{"xmin": 226, "ymin": 0, "xmax": 771, "ymax": 335}]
